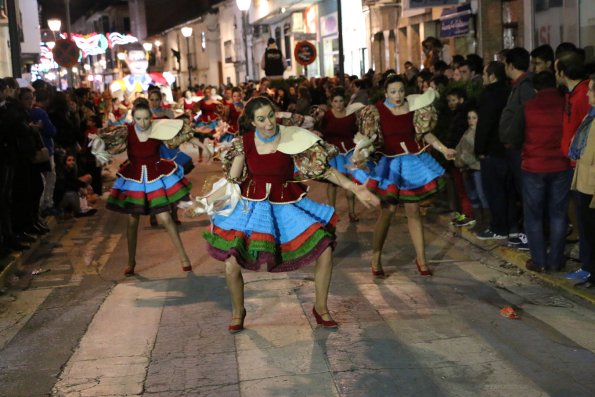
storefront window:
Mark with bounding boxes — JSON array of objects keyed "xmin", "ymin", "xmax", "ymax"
[{"xmin": 533, "ymin": 0, "xmax": 579, "ymax": 50}]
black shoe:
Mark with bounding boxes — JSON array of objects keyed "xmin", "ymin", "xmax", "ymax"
[
  {"xmin": 34, "ymin": 222, "xmax": 50, "ymax": 233},
  {"xmin": 8, "ymin": 241, "xmax": 30, "ymax": 251},
  {"xmin": 29, "ymin": 225, "xmax": 48, "ymax": 235},
  {"xmin": 74, "ymin": 208, "xmax": 97, "ymax": 217},
  {"xmin": 525, "ymin": 259, "xmax": 544, "ymax": 273},
  {"xmin": 18, "ymin": 233, "xmax": 37, "ymax": 243}
]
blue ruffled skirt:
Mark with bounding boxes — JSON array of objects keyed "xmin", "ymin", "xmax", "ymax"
[
  {"xmin": 351, "ymin": 152, "xmax": 445, "ymax": 203},
  {"xmin": 160, "ymin": 145, "xmax": 194, "ymax": 174}
]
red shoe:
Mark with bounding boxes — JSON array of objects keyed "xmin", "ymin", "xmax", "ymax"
[
  {"xmin": 124, "ymin": 265, "xmax": 135, "ymax": 276},
  {"xmin": 415, "ymin": 259, "xmax": 432, "ymax": 276},
  {"xmin": 312, "ymin": 307, "xmax": 338, "ymax": 328},
  {"xmin": 181, "ymin": 261, "xmax": 192, "ymax": 272},
  {"xmin": 370, "ymin": 264, "xmax": 385, "ymax": 278},
  {"xmin": 228, "ymin": 309, "xmax": 246, "ymax": 334}
]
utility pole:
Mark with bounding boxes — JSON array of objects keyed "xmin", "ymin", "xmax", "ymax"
[{"xmin": 337, "ymin": 0, "xmax": 345, "ymax": 84}]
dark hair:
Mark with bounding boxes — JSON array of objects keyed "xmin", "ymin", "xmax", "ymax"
[
  {"xmin": 505, "ymin": 47, "xmax": 531, "ymax": 72},
  {"xmin": 267, "ymin": 37, "xmax": 276, "ymax": 45},
  {"xmin": 530, "ymin": 44, "xmax": 554, "ymax": 64},
  {"xmin": 231, "ymin": 87, "xmax": 242, "ymax": 95},
  {"xmin": 433, "ymin": 60, "xmax": 448, "ymax": 73},
  {"xmin": 451, "ymin": 54, "xmax": 465, "ymax": 68},
  {"xmin": 148, "ymin": 90, "xmax": 163, "ymax": 100},
  {"xmin": 590, "ymin": 73, "xmax": 595, "ymax": 84},
  {"xmin": 18, "ymin": 87, "xmax": 34, "ymax": 100},
  {"xmin": 532, "ymin": 71, "xmax": 557, "ymax": 91},
  {"xmin": 3, "ymin": 77, "xmax": 19, "ymax": 90},
  {"xmin": 466, "ymin": 54, "xmax": 484, "ymax": 75},
  {"xmin": 0, "ymin": 78, "xmax": 7, "ymax": 91},
  {"xmin": 446, "ymin": 87, "xmax": 467, "ymax": 100},
  {"xmin": 485, "ymin": 61, "xmax": 507, "ymax": 82},
  {"xmin": 131, "ymin": 97, "xmax": 150, "ymax": 116},
  {"xmin": 556, "ymin": 51, "xmax": 587, "ymax": 80},
  {"xmin": 35, "ymin": 88, "xmax": 51, "ymax": 104},
  {"xmin": 239, "ymin": 96, "xmax": 275, "ymax": 134},
  {"xmin": 89, "ymin": 114, "xmax": 103, "ymax": 127},
  {"xmin": 430, "ymin": 75, "xmax": 449, "ymax": 90},
  {"xmin": 329, "ymin": 86, "xmax": 346, "ymax": 100},
  {"xmin": 555, "ymin": 42, "xmax": 577, "ymax": 59},
  {"xmin": 383, "ymin": 74, "xmax": 406, "ymax": 91}
]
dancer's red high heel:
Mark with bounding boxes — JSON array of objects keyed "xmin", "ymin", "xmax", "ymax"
[
  {"xmin": 228, "ymin": 309, "xmax": 246, "ymax": 334},
  {"xmin": 370, "ymin": 264, "xmax": 385, "ymax": 278},
  {"xmin": 312, "ymin": 307, "xmax": 338, "ymax": 328},
  {"xmin": 124, "ymin": 265, "xmax": 135, "ymax": 276},
  {"xmin": 416, "ymin": 259, "xmax": 432, "ymax": 276},
  {"xmin": 181, "ymin": 260, "xmax": 192, "ymax": 272}
]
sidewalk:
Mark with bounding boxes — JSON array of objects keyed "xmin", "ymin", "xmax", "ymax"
[{"xmin": 435, "ymin": 212, "xmax": 595, "ymax": 305}]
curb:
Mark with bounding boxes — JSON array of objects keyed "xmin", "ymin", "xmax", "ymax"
[{"xmin": 437, "ymin": 213, "xmax": 595, "ymax": 305}]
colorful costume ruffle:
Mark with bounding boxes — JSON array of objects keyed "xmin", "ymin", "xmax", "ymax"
[
  {"xmin": 204, "ymin": 127, "xmax": 339, "ymax": 272},
  {"xmin": 352, "ymin": 100, "xmax": 445, "ymax": 204},
  {"xmin": 352, "ymin": 152, "xmax": 445, "ymax": 203},
  {"xmin": 159, "ymin": 145, "xmax": 195, "ymax": 174},
  {"xmin": 106, "ymin": 124, "xmax": 192, "ymax": 215}
]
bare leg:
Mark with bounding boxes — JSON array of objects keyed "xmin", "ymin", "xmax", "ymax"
[
  {"xmin": 326, "ymin": 184, "xmax": 337, "ymax": 207},
  {"xmin": 346, "ymin": 190, "xmax": 357, "ymax": 221},
  {"xmin": 225, "ymin": 257, "xmax": 245, "ymax": 325},
  {"xmin": 371, "ymin": 204, "xmax": 396, "ymax": 272},
  {"xmin": 314, "ymin": 247, "xmax": 334, "ymax": 321},
  {"xmin": 404, "ymin": 202, "xmax": 429, "ymax": 271},
  {"xmin": 126, "ymin": 214, "xmax": 140, "ymax": 272},
  {"xmin": 156, "ymin": 211, "xmax": 190, "ymax": 268}
]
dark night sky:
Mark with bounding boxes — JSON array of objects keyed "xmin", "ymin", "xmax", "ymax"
[{"xmin": 38, "ymin": 0, "xmax": 220, "ymax": 35}]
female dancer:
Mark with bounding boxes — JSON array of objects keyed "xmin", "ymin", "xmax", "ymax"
[
  {"xmin": 102, "ymin": 98, "xmax": 194, "ymax": 276},
  {"xmin": 317, "ymin": 87, "xmax": 359, "ymax": 222},
  {"xmin": 220, "ymin": 87, "xmax": 243, "ymax": 143},
  {"xmin": 199, "ymin": 97, "xmax": 379, "ymax": 332},
  {"xmin": 148, "ymin": 89, "xmax": 194, "ymax": 226},
  {"xmin": 352, "ymin": 74, "xmax": 455, "ymax": 277}
]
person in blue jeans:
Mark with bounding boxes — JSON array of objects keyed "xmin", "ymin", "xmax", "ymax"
[
  {"xmin": 566, "ymin": 74, "xmax": 595, "ymax": 284},
  {"xmin": 521, "ymin": 71, "xmax": 572, "ymax": 272}
]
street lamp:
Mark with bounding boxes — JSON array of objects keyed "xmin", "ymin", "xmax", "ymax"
[
  {"xmin": 236, "ymin": 0, "xmax": 251, "ymax": 82},
  {"xmin": 48, "ymin": 19, "xmax": 62, "ymax": 36},
  {"xmin": 181, "ymin": 26, "xmax": 193, "ymax": 90}
]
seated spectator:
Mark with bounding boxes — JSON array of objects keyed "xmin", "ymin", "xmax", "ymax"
[{"xmin": 54, "ymin": 154, "xmax": 97, "ymax": 218}]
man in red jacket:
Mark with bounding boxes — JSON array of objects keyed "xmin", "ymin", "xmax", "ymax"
[{"xmin": 521, "ymin": 71, "xmax": 572, "ymax": 273}]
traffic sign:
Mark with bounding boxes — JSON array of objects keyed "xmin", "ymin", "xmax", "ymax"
[
  {"xmin": 52, "ymin": 39, "xmax": 80, "ymax": 68},
  {"xmin": 294, "ymin": 41, "xmax": 317, "ymax": 66}
]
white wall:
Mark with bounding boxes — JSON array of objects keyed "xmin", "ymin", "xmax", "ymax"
[{"xmin": 20, "ymin": 0, "xmax": 40, "ymax": 55}]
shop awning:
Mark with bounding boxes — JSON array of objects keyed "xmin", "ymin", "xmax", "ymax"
[{"xmin": 439, "ymin": 3, "xmax": 472, "ymax": 38}]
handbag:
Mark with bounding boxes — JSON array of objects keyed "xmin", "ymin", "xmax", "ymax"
[{"xmin": 32, "ymin": 147, "xmax": 50, "ymax": 164}]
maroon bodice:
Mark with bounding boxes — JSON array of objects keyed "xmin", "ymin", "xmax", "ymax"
[
  {"xmin": 227, "ymin": 103, "xmax": 242, "ymax": 133},
  {"xmin": 375, "ymin": 101, "xmax": 421, "ymax": 156},
  {"xmin": 320, "ymin": 110, "xmax": 356, "ymax": 152},
  {"xmin": 198, "ymin": 100, "xmax": 219, "ymax": 122},
  {"xmin": 117, "ymin": 124, "xmax": 176, "ymax": 182},
  {"xmin": 240, "ymin": 132, "xmax": 308, "ymax": 203}
]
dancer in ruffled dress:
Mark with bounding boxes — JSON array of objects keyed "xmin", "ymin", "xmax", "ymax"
[
  {"xmin": 196, "ymin": 97, "xmax": 379, "ymax": 332},
  {"xmin": 351, "ymin": 74, "xmax": 456, "ymax": 277},
  {"xmin": 99, "ymin": 98, "xmax": 195, "ymax": 276},
  {"xmin": 317, "ymin": 87, "xmax": 359, "ymax": 222}
]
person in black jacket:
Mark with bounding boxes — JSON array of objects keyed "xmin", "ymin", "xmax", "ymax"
[
  {"xmin": 261, "ymin": 38, "xmax": 287, "ymax": 79},
  {"xmin": 474, "ymin": 61, "xmax": 518, "ymax": 241}
]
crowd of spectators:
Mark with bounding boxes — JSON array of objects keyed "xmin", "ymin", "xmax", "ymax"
[{"xmin": 1, "ymin": 38, "xmax": 594, "ymax": 289}]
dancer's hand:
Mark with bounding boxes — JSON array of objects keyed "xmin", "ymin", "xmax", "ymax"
[
  {"xmin": 352, "ymin": 185, "xmax": 380, "ymax": 208},
  {"xmin": 443, "ymin": 148, "xmax": 457, "ymax": 161}
]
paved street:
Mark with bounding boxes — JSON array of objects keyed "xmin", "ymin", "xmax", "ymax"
[{"xmin": 1, "ymin": 147, "xmax": 595, "ymax": 397}]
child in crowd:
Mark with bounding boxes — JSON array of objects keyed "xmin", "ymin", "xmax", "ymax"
[
  {"xmin": 54, "ymin": 154, "xmax": 97, "ymax": 218},
  {"xmin": 454, "ymin": 108, "xmax": 490, "ymax": 229}
]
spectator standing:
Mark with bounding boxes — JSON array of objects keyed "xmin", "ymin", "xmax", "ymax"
[
  {"xmin": 566, "ymin": 73, "xmax": 595, "ymax": 284},
  {"xmin": 521, "ymin": 72, "xmax": 572, "ymax": 272},
  {"xmin": 261, "ymin": 38, "xmax": 287, "ymax": 80},
  {"xmin": 555, "ymin": 50, "xmax": 591, "ymax": 281},
  {"xmin": 474, "ymin": 61, "xmax": 515, "ymax": 240},
  {"xmin": 530, "ymin": 44, "xmax": 555, "ymax": 73},
  {"xmin": 499, "ymin": 47, "xmax": 535, "ymax": 248}
]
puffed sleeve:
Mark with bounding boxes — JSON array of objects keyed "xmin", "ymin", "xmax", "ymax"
[
  {"xmin": 222, "ymin": 137, "xmax": 248, "ymax": 183},
  {"xmin": 358, "ymin": 104, "xmax": 383, "ymax": 148},
  {"xmin": 163, "ymin": 122, "xmax": 194, "ymax": 148},
  {"xmin": 412, "ymin": 104, "xmax": 438, "ymax": 138},
  {"xmin": 96, "ymin": 125, "xmax": 129, "ymax": 154},
  {"xmin": 293, "ymin": 140, "xmax": 339, "ymax": 180}
]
